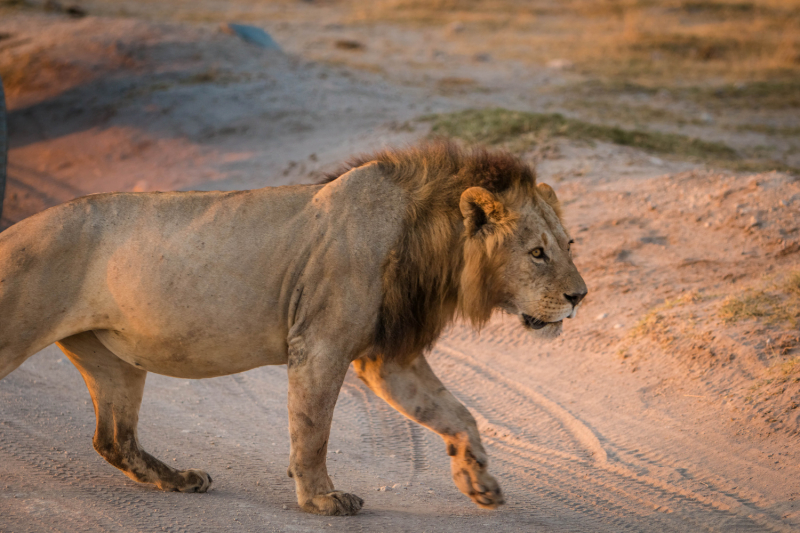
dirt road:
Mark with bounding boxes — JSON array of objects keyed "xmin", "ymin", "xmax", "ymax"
[
  {"xmin": 3, "ymin": 320, "xmax": 797, "ymax": 532},
  {"xmin": 1, "ymin": 5, "xmax": 799, "ymax": 532}
]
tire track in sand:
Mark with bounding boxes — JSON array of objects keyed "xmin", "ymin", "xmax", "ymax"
[
  {"xmin": 432, "ymin": 342, "xmax": 793, "ymax": 532},
  {"xmin": 0, "ymin": 419, "xmax": 173, "ymax": 533},
  {"xmin": 340, "ymin": 373, "xmax": 432, "ymax": 481}
]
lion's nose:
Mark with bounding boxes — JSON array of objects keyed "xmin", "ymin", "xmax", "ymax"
[{"xmin": 564, "ymin": 291, "xmax": 587, "ymax": 307}]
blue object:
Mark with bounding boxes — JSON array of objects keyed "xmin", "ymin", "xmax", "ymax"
[{"xmin": 225, "ymin": 23, "xmax": 281, "ymax": 50}]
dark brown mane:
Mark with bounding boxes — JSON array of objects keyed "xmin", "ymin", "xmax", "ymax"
[{"xmin": 326, "ymin": 140, "xmax": 538, "ymax": 362}]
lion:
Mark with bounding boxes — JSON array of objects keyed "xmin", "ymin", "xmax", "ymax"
[{"xmin": 0, "ymin": 140, "xmax": 587, "ymax": 516}]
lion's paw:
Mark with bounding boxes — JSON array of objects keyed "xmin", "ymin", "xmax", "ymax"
[
  {"xmin": 302, "ymin": 491, "xmax": 364, "ymax": 516},
  {"xmin": 453, "ymin": 467, "xmax": 504, "ymax": 509},
  {"xmin": 175, "ymin": 469, "xmax": 213, "ymax": 493}
]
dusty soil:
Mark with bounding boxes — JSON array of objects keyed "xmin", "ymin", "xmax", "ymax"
[{"xmin": 1, "ymin": 2, "xmax": 799, "ymax": 532}]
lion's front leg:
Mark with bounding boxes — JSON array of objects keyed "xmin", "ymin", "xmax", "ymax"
[
  {"xmin": 286, "ymin": 338, "xmax": 363, "ymax": 516},
  {"xmin": 354, "ymin": 354, "xmax": 504, "ymax": 509}
]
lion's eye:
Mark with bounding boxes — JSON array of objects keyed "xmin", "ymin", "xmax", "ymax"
[
  {"xmin": 568, "ymin": 239, "xmax": 574, "ymax": 251},
  {"xmin": 530, "ymin": 247, "xmax": 545, "ymax": 259}
]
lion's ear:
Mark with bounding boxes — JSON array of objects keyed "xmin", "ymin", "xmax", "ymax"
[
  {"xmin": 460, "ymin": 187, "xmax": 510, "ymax": 236},
  {"xmin": 537, "ymin": 183, "xmax": 562, "ymax": 218}
]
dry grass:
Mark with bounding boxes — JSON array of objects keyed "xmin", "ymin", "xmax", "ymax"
[
  {"xmin": 54, "ymin": 0, "xmax": 800, "ymax": 110},
  {"xmin": 629, "ymin": 312, "xmax": 675, "ymax": 347},
  {"xmin": 719, "ymin": 291, "xmax": 779, "ymax": 322},
  {"xmin": 630, "ymin": 292, "xmax": 704, "ymax": 339},
  {"xmin": 617, "ymin": 291, "xmax": 709, "ymax": 359},
  {"xmin": 781, "ymin": 357, "xmax": 800, "ymax": 376},
  {"xmin": 719, "ymin": 273, "xmax": 800, "ymax": 326},
  {"xmin": 786, "ymin": 272, "xmax": 800, "ymax": 296},
  {"xmin": 349, "ymin": 0, "xmax": 800, "ymax": 87},
  {"xmin": 745, "ymin": 355, "xmax": 800, "ymax": 408}
]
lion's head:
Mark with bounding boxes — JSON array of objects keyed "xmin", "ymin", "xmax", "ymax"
[
  {"xmin": 325, "ymin": 140, "xmax": 587, "ymax": 361},
  {"xmin": 459, "ymin": 183, "xmax": 587, "ymax": 339}
]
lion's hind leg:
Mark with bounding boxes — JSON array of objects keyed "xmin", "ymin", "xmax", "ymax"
[{"xmin": 57, "ymin": 332, "xmax": 212, "ymax": 493}]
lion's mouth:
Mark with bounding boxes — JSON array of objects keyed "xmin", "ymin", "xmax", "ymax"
[{"xmin": 521, "ymin": 314, "xmax": 562, "ymax": 330}]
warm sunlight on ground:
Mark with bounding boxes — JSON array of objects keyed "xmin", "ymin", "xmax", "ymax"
[{"xmin": 1, "ymin": 1, "xmax": 798, "ymax": 531}]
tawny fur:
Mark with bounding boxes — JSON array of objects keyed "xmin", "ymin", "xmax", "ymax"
[{"xmin": 0, "ymin": 140, "xmax": 585, "ymax": 516}]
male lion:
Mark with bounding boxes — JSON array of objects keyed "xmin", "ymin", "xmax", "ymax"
[{"xmin": 0, "ymin": 141, "xmax": 586, "ymax": 515}]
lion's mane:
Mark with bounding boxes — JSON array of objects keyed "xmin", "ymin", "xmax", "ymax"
[{"xmin": 325, "ymin": 140, "xmax": 545, "ymax": 362}]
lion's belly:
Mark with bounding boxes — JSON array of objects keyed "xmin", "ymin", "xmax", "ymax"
[{"xmin": 93, "ymin": 328, "xmax": 288, "ymax": 379}]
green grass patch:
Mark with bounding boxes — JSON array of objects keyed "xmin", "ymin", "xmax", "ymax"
[{"xmin": 423, "ymin": 107, "xmax": 739, "ymax": 160}]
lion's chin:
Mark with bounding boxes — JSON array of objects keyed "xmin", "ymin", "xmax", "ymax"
[{"xmin": 519, "ymin": 314, "xmax": 563, "ymax": 339}]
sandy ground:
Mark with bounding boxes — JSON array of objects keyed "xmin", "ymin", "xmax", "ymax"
[{"xmin": 1, "ymin": 5, "xmax": 799, "ymax": 532}]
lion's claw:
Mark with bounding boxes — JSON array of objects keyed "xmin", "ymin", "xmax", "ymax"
[
  {"xmin": 174, "ymin": 468, "xmax": 213, "ymax": 493},
  {"xmin": 302, "ymin": 491, "xmax": 364, "ymax": 516},
  {"xmin": 453, "ymin": 466, "xmax": 504, "ymax": 509},
  {"xmin": 474, "ymin": 486, "xmax": 504, "ymax": 509}
]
